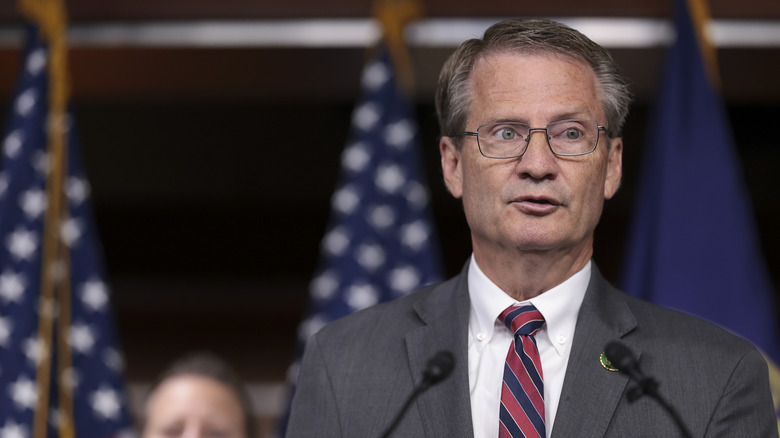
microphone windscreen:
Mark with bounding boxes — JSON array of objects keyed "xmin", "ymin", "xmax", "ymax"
[
  {"xmin": 423, "ymin": 350, "xmax": 455, "ymax": 384},
  {"xmin": 604, "ymin": 341, "xmax": 636, "ymax": 371}
]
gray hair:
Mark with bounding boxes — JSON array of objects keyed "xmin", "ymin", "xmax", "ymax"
[{"xmin": 435, "ymin": 18, "xmax": 632, "ymax": 143}]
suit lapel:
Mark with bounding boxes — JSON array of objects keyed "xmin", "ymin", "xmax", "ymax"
[
  {"xmin": 550, "ymin": 265, "xmax": 638, "ymax": 438},
  {"xmin": 404, "ymin": 268, "xmax": 473, "ymax": 438}
]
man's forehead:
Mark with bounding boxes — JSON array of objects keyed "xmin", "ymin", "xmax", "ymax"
[
  {"xmin": 468, "ymin": 51, "xmax": 602, "ymax": 118},
  {"xmin": 473, "ymin": 50, "xmax": 593, "ymax": 77}
]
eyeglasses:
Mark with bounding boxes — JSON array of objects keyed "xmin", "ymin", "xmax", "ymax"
[{"xmin": 453, "ymin": 119, "xmax": 607, "ymax": 159}]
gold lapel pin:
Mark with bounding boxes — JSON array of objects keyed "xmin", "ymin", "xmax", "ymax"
[{"xmin": 600, "ymin": 351, "xmax": 618, "ymax": 372}]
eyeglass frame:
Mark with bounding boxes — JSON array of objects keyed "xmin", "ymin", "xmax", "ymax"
[{"xmin": 452, "ymin": 119, "xmax": 608, "ymax": 159}]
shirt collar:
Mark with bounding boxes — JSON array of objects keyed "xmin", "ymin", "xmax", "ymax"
[{"xmin": 468, "ymin": 255, "xmax": 591, "ymax": 356}]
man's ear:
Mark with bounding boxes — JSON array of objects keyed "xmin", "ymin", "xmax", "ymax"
[
  {"xmin": 440, "ymin": 136, "xmax": 464, "ymax": 199},
  {"xmin": 604, "ymin": 137, "xmax": 623, "ymax": 200}
]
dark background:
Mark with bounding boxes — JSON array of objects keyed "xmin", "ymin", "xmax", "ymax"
[{"xmin": 0, "ymin": 0, "xmax": 779, "ymax": 430}]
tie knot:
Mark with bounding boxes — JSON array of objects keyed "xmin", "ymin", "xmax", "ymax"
[{"xmin": 499, "ymin": 304, "xmax": 545, "ymax": 337}]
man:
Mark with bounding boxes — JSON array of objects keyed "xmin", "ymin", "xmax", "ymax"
[
  {"xmin": 142, "ymin": 352, "xmax": 256, "ymax": 438},
  {"xmin": 287, "ymin": 19, "xmax": 777, "ymax": 437}
]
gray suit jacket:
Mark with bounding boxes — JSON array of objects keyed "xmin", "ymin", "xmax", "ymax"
[{"xmin": 287, "ymin": 263, "xmax": 777, "ymax": 437}]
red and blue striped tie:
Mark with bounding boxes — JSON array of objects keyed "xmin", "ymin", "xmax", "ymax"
[{"xmin": 498, "ymin": 304, "xmax": 546, "ymax": 438}]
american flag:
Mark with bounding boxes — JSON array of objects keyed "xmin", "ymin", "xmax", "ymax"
[
  {"xmin": 277, "ymin": 48, "xmax": 443, "ymax": 434},
  {"xmin": 0, "ymin": 22, "xmax": 133, "ymax": 438}
]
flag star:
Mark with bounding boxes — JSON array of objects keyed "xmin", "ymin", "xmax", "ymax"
[
  {"xmin": 103, "ymin": 348, "xmax": 124, "ymax": 373},
  {"xmin": 23, "ymin": 337, "xmax": 48, "ymax": 365},
  {"xmin": 9, "ymin": 375, "xmax": 37, "ymax": 410},
  {"xmin": 47, "ymin": 259, "xmax": 67, "ymax": 285},
  {"xmin": 49, "ymin": 408, "xmax": 65, "ymax": 429},
  {"xmin": 0, "ymin": 270, "xmax": 26, "ymax": 304},
  {"xmin": 404, "ymin": 181, "xmax": 429, "ymax": 209},
  {"xmin": 389, "ymin": 265, "xmax": 421, "ymax": 293},
  {"xmin": 362, "ymin": 60, "xmax": 389, "ymax": 90},
  {"xmin": 375, "ymin": 164, "xmax": 406, "ymax": 194},
  {"xmin": 26, "ymin": 48, "xmax": 47, "ymax": 75},
  {"xmin": 367, "ymin": 205, "xmax": 395, "ymax": 230},
  {"xmin": 356, "ymin": 243, "xmax": 386, "ymax": 271},
  {"xmin": 333, "ymin": 185, "xmax": 360, "ymax": 215},
  {"xmin": 401, "ymin": 221, "xmax": 429, "ymax": 251},
  {"xmin": 69, "ymin": 323, "xmax": 96, "ymax": 354},
  {"xmin": 346, "ymin": 282, "xmax": 379, "ymax": 311},
  {"xmin": 0, "ymin": 316, "xmax": 12, "ymax": 347},
  {"xmin": 80, "ymin": 279, "xmax": 109, "ymax": 312},
  {"xmin": 322, "ymin": 227, "xmax": 350, "ymax": 256},
  {"xmin": 90, "ymin": 386, "xmax": 122, "ymax": 420},
  {"xmin": 50, "ymin": 113, "xmax": 73, "ymax": 135},
  {"xmin": 38, "ymin": 296, "xmax": 59, "ymax": 322},
  {"xmin": 60, "ymin": 367, "xmax": 79, "ymax": 392},
  {"xmin": 353, "ymin": 102, "xmax": 382, "ymax": 132},
  {"xmin": 310, "ymin": 271, "xmax": 339, "ymax": 301},
  {"xmin": 60, "ymin": 218, "xmax": 83, "ymax": 247},
  {"xmin": 3, "ymin": 130, "xmax": 22, "ymax": 159},
  {"xmin": 115, "ymin": 429, "xmax": 136, "ymax": 438},
  {"xmin": 0, "ymin": 173, "xmax": 8, "ymax": 198},
  {"xmin": 19, "ymin": 188, "xmax": 47, "ymax": 219},
  {"xmin": 298, "ymin": 315, "xmax": 328, "ymax": 341},
  {"xmin": 6, "ymin": 227, "xmax": 39, "ymax": 261},
  {"xmin": 14, "ymin": 88, "xmax": 37, "ymax": 117},
  {"xmin": 66, "ymin": 176, "xmax": 90, "ymax": 206},
  {"xmin": 384, "ymin": 119, "xmax": 415, "ymax": 149},
  {"xmin": 32, "ymin": 151, "xmax": 50, "ymax": 175},
  {"xmin": 0, "ymin": 419, "xmax": 28, "ymax": 438},
  {"xmin": 342, "ymin": 142, "xmax": 371, "ymax": 173}
]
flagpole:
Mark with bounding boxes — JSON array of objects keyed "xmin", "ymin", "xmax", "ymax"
[
  {"xmin": 685, "ymin": 0, "xmax": 721, "ymax": 89},
  {"xmin": 16, "ymin": 0, "xmax": 74, "ymax": 437}
]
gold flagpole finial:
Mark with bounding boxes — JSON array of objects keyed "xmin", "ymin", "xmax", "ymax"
[{"xmin": 372, "ymin": 0, "xmax": 424, "ymax": 96}]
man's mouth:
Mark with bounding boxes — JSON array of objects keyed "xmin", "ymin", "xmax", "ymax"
[
  {"xmin": 512, "ymin": 196, "xmax": 561, "ymax": 214},
  {"xmin": 515, "ymin": 196, "xmax": 559, "ymax": 205}
]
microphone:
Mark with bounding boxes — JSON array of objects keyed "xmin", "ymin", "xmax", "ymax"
[
  {"xmin": 604, "ymin": 341, "xmax": 658, "ymax": 399},
  {"xmin": 604, "ymin": 341, "xmax": 692, "ymax": 438},
  {"xmin": 379, "ymin": 350, "xmax": 455, "ymax": 438},
  {"xmin": 421, "ymin": 350, "xmax": 456, "ymax": 389}
]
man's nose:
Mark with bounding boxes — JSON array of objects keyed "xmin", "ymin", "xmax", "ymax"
[{"xmin": 517, "ymin": 129, "xmax": 557, "ymax": 179}]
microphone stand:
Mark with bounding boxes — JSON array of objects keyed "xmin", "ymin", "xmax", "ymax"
[
  {"xmin": 605, "ymin": 341, "xmax": 693, "ymax": 438},
  {"xmin": 378, "ymin": 381, "xmax": 433, "ymax": 438},
  {"xmin": 379, "ymin": 350, "xmax": 455, "ymax": 438},
  {"xmin": 627, "ymin": 375, "xmax": 692, "ymax": 438}
]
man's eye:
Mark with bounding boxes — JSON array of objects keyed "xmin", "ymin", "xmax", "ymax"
[
  {"xmin": 498, "ymin": 128, "xmax": 517, "ymax": 140},
  {"xmin": 563, "ymin": 128, "xmax": 582, "ymax": 139}
]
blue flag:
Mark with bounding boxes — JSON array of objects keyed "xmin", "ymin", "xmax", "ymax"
[
  {"xmin": 0, "ymin": 23, "xmax": 133, "ymax": 437},
  {"xmin": 622, "ymin": 0, "xmax": 780, "ymax": 400},
  {"xmin": 277, "ymin": 47, "xmax": 443, "ymax": 435}
]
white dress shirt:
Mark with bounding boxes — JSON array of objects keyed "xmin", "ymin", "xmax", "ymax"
[{"xmin": 467, "ymin": 255, "xmax": 590, "ymax": 438}]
